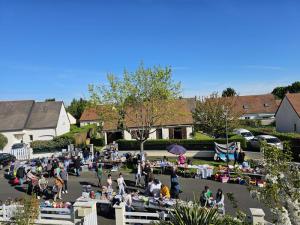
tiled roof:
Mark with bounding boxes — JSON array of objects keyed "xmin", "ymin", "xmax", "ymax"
[
  {"xmin": 286, "ymin": 93, "xmax": 300, "ymax": 118},
  {"xmin": 80, "ymin": 98, "xmax": 196, "ymax": 131},
  {"xmin": 0, "ymin": 100, "xmax": 63, "ymax": 132},
  {"xmin": 232, "ymin": 94, "xmax": 278, "ymax": 115}
]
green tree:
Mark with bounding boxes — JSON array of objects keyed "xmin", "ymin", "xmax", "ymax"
[
  {"xmin": 272, "ymin": 86, "xmax": 288, "ymax": 99},
  {"xmin": 45, "ymin": 98, "xmax": 56, "ymax": 102},
  {"xmin": 289, "ymin": 81, "xmax": 300, "ymax": 93},
  {"xmin": 14, "ymin": 195, "xmax": 40, "ymax": 225},
  {"xmin": 222, "ymin": 87, "xmax": 237, "ymax": 97},
  {"xmin": 67, "ymin": 98, "xmax": 89, "ymax": 120},
  {"xmin": 250, "ymin": 142, "xmax": 300, "ymax": 225},
  {"xmin": 0, "ymin": 133, "xmax": 8, "ymax": 150},
  {"xmin": 89, "ymin": 63, "xmax": 181, "ymax": 152},
  {"xmin": 193, "ymin": 93, "xmax": 241, "ymax": 138}
]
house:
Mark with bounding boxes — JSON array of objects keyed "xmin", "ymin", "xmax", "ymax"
[
  {"xmin": 275, "ymin": 93, "xmax": 300, "ymax": 133},
  {"xmin": 232, "ymin": 94, "xmax": 278, "ymax": 122},
  {"xmin": 0, "ymin": 100, "xmax": 71, "ymax": 152},
  {"xmin": 67, "ymin": 112, "xmax": 77, "ymax": 125},
  {"xmin": 79, "ymin": 98, "xmax": 196, "ymax": 144}
]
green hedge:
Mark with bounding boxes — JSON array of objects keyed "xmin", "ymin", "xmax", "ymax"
[
  {"xmin": 0, "ymin": 133, "xmax": 8, "ymax": 150},
  {"xmin": 31, "ymin": 136, "xmax": 74, "ymax": 153},
  {"xmin": 117, "ymin": 137, "xmax": 246, "ymax": 151},
  {"xmin": 90, "ymin": 138, "xmax": 105, "ymax": 147}
]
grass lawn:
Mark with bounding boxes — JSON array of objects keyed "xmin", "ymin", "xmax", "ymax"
[{"xmin": 193, "ymin": 132, "xmax": 214, "ymax": 140}]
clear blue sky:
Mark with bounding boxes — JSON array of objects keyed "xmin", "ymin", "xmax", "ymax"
[{"xmin": 1, "ymin": 0, "xmax": 299, "ymax": 104}]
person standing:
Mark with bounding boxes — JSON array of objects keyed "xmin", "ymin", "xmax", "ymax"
[
  {"xmin": 16, "ymin": 166, "xmax": 25, "ymax": 187},
  {"xmin": 60, "ymin": 167, "xmax": 69, "ymax": 194},
  {"xmin": 178, "ymin": 154, "xmax": 186, "ymax": 165},
  {"xmin": 170, "ymin": 167, "xmax": 180, "ymax": 199},
  {"xmin": 38, "ymin": 175, "xmax": 48, "ymax": 199},
  {"xmin": 74, "ymin": 156, "xmax": 81, "ymax": 177},
  {"xmin": 107, "ymin": 174, "xmax": 113, "ymax": 190},
  {"xmin": 135, "ymin": 161, "xmax": 142, "ymax": 187},
  {"xmin": 143, "ymin": 162, "xmax": 152, "ymax": 188},
  {"xmin": 53, "ymin": 175, "xmax": 64, "ymax": 201},
  {"xmin": 117, "ymin": 173, "xmax": 126, "ymax": 195},
  {"xmin": 96, "ymin": 163, "xmax": 103, "ymax": 187}
]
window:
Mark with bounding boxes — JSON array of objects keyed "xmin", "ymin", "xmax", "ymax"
[
  {"xmin": 245, "ymin": 116, "xmax": 250, "ymax": 120},
  {"xmin": 156, "ymin": 128, "xmax": 163, "ymax": 139},
  {"xmin": 243, "ymin": 105, "xmax": 249, "ymax": 109},
  {"xmin": 29, "ymin": 135, "xmax": 33, "ymax": 141},
  {"xmin": 264, "ymin": 103, "xmax": 270, "ymax": 107},
  {"xmin": 294, "ymin": 124, "xmax": 297, "ymax": 132}
]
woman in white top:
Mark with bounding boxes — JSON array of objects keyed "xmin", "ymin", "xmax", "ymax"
[{"xmin": 117, "ymin": 173, "xmax": 127, "ymax": 195}]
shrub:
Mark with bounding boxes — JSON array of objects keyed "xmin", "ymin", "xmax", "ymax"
[
  {"xmin": 0, "ymin": 133, "xmax": 8, "ymax": 150},
  {"xmin": 117, "ymin": 137, "xmax": 246, "ymax": 151},
  {"xmin": 31, "ymin": 136, "xmax": 74, "ymax": 153},
  {"xmin": 239, "ymin": 119, "xmax": 262, "ymax": 127},
  {"xmin": 90, "ymin": 138, "xmax": 105, "ymax": 147}
]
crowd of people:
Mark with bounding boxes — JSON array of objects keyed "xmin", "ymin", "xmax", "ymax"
[{"xmin": 8, "ymin": 155, "xmax": 83, "ymax": 201}]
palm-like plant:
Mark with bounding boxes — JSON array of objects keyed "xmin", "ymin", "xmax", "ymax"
[{"xmin": 155, "ymin": 202, "xmax": 221, "ymax": 225}]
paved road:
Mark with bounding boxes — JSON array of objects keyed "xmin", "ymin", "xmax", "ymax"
[{"xmin": 0, "ymin": 169, "xmax": 272, "ymax": 225}]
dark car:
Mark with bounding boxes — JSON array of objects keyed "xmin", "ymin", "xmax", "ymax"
[{"xmin": 0, "ymin": 153, "xmax": 16, "ymax": 169}]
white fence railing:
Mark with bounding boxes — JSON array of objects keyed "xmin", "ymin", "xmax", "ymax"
[
  {"xmin": 0, "ymin": 200, "xmax": 98, "ymax": 225},
  {"xmin": 11, "ymin": 147, "xmax": 32, "ymax": 160}
]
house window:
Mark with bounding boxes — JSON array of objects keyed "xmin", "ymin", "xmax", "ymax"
[
  {"xmin": 294, "ymin": 124, "xmax": 297, "ymax": 132},
  {"xmin": 156, "ymin": 128, "xmax": 163, "ymax": 139},
  {"xmin": 29, "ymin": 135, "xmax": 33, "ymax": 141},
  {"xmin": 245, "ymin": 116, "xmax": 250, "ymax": 120},
  {"xmin": 243, "ymin": 105, "xmax": 249, "ymax": 109},
  {"xmin": 264, "ymin": 103, "xmax": 270, "ymax": 107}
]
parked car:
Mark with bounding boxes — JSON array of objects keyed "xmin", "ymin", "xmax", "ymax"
[
  {"xmin": 233, "ymin": 128, "xmax": 255, "ymax": 141},
  {"xmin": 0, "ymin": 153, "xmax": 16, "ymax": 169},
  {"xmin": 11, "ymin": 143, "xmax": 27, "ymax": 150},
  {"xmin": 249, "ymin": 135, "xmax": 283, "ymax": 150}
]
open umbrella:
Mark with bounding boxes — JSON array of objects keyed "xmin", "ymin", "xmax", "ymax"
[{"xmin": 167, "ymin": 144, "xmax": 186, "ymax": 155}]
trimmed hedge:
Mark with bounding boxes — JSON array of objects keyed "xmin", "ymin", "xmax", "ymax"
[
  {"xmin": 31, "ymin": 136, "xmax": 74, "ymax": 153},
  {"xmin": 90, "ymin": 138, "xmax": 105, "ymax": 147},
  {"xmin": 117, "ymin": 137, "xmax": 246, "ymax": 151}
]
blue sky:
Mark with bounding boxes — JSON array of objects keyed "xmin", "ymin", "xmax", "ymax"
[{"xmin": 0, "ymin": 0, "xmax": 299, "ymax": 104}]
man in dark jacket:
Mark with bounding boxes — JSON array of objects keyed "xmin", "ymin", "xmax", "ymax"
[
  {"xmin": 16, "ymin": 166, "xmax": 25, "ymax": 187},
  {"xmin": 74, "ymin": 157, "xmax": 81, "ymax": 177}
]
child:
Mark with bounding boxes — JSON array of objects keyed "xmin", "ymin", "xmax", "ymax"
[
  {"xmin": 117, "ymin": 173, "xmax": 126, "ymax": 195},
  {"xmin": 96, "ymin": 163, "xmax": 103, "ymax": 187},
  {"xmin": 135, "ymin": 162, "xmax": 142, "ymax": 187}
]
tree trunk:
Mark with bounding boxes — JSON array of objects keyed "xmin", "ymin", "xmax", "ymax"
[{"xmin": 140, "ymin": 140, "xmax": 147, "ymax": 161}]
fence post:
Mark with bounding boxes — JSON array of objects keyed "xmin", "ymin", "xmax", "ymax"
[
  {"xmin": 250, "ymin": 208, "xmax": 265, "ymax": 225},
  {"xmin": 114, "ymin": 203, "xmax": 125, "ymax": 225}
]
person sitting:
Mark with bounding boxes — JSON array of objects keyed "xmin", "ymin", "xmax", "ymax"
[
  {"xmin": 150, "ymin": 178, "xmax": 162, "ymax": 198},
  {"xmin": 204, "ymin": 186, "xmax": 212, "ymax": 199},
  {"xmin": 160, "ymin": 184, "xmax": 171, "ymax": 199},
  {"xmin": 215, "ymin": 189, "xmax": 224, "ymax": 207},
  {"xmin": 200, "ymin": 190, "xmax": 208, "ymax": 207},
  {"xmin": 123, "ymin": 191, "xmax": 133, "ymax": 211}
]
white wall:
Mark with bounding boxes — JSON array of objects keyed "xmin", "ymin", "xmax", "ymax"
[
  {"xmin": 186, "ymin": 126, "xmax": 193, "ymax": 139},
  {"xmin": 124, "ymin": 130, "xmax": 133, "ymax": 140},
  {"xmin": 276, "ymin": 97, "xmax": 300, "ymax": 133},
  {"xmin": 67, "ymin": 113, "xmax": 77, "ymax": 125},
  {"xmin": 1, "ymin": 128, "xmax": 56, "ymax": 153},
  {"xmin": 56, "ymin": 105, "xmax": 71, "ymax": 136}
]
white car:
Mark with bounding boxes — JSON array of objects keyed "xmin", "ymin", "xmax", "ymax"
[
  {"xmin": 233, "ymin": 129, "xmax": 255, "ymax": 141},
  {"xmin": 250, "ymin": 135, "xmax": 283, "ymax": 150}
]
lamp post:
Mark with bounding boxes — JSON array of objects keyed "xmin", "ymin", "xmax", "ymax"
[{"xmin": 223, "ymin": 105, "xmax": 229, "ymax": 168}]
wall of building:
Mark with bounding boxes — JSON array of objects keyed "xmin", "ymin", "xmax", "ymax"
[
  {"xmin": 276, "ymin": 98, "xmax": 300, "ymax": 133},
  {"xmin": 56, "ymin": 105, "xmax": 71, "ymax": 136},
  {"xmin": 1, "ymin": 128, "xmax": 56, "ymax": 153},
  {"xmin": 80, "ymin": 121, "xmax": 99, "ymax": 127}
]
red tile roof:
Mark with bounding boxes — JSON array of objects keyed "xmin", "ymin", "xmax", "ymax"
[
  {"xmin": 232, "ymin": 94, "xmax": 278, "ymax": 115},
  {"xmin": 80, "ymin": 98, "xmax": 196, "ymax": 131}
]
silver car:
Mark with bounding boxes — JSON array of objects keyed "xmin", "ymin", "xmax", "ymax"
[{"xmin": 250, "ymin": 135, "xmax": 283, "ymax": 150}]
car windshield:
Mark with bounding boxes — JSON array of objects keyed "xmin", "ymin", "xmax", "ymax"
[
  {"xmin": 12, "ymin": 143, "xmax": 24, "ymax": 149},
  {"xmin": 241, "ymin": 132, "xmax": 253, "ymax": 137},
  {"xmin": 266, "ymin": 138, "xmax": 281, "ymax": 144}
]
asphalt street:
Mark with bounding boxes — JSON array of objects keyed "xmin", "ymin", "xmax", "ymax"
[{"xmin": 0, "ymin": 169, "xmax": 272, "ymax": 225}]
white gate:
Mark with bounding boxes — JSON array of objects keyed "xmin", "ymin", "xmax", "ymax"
[{"xmin": 11, "ymin": 147, "xmax": 32, "ymax": 160}]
